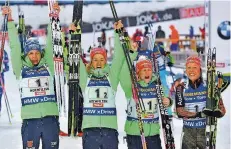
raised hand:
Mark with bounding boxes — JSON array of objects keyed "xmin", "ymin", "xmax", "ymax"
[
  {"xmin": 113, "ymin": 20, "xmax": 123, "ymax": 30},
  {"xmin": 1, "ymin": 6, "xmax": 13, "ymax": 21},
  {"xmin": 162, "ymin": 97, "xmax": 170, "ymax": 107},
  {"xmin": 69, "ymin": 23, "xmax": 77, "ymax": 32}
]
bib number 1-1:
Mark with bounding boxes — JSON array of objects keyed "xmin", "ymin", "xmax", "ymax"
[{"xmin": 28, "ymin": 78, "xmax": 49, "ymax": 88}]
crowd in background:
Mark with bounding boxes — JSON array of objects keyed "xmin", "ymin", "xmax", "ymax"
[{"xmin": 101, "ymin": 24, "xmax": 205, "ymax": 53}]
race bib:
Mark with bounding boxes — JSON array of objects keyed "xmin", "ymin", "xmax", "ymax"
[
  {"xmin": 144, "ymin": 98, "xmax": 158, "ymax": 115},
  {"xmin": 88, "ymin": 87, "xmax": 108, "ymax": 99},
  {"xmin": 28, "ymin": 77, "xmax": 49, "ymax": 88},
  {"xmin": 128, "ymin": 98, "xmax": 158, "ymax": 119}
]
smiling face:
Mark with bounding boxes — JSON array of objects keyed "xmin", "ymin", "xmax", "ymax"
[
  {"xmin": 27, "ymin": 50, "xmax": 41, "ymax": 66},
  {"xmin": 138, "ymin": 67, "xmax": 153, "ymax": 83},
  {"xmin": 186, "ymin": 62, "xmax": 201, "ymax": 83},
  {"xmin": 91, "ymin": 54, "xmax": 106, "ymax": 69}
]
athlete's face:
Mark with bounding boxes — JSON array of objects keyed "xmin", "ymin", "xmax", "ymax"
[
  {"xmin": 91, "ymin": 54, "xmax": 106, "ymax": 69},
  {"xmin": 186, "ymin": 63, "xmax": 201, "ymax": 83},
  {"xmin": 138, "ymin": 68, "xmax": 153, "ymax": 83},
  {"xmin": 27, "ymin": 50, "xmax": 41, "ymax": 65}
]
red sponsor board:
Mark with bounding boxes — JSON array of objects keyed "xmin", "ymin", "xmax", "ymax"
[
  {"xmin": 216, "ymin": 62, "xmax": 225, "ymax": 68},
  {"xmin": 34, "ymin": 0, "xmax": 47, "ymax": 5},
  {"xmin": 180, "ymin": 6, "xmax": 205, "ymax": 19}
]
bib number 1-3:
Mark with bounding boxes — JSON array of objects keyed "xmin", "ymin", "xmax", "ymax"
[
  {"xmin": 128, "ymin": 98, "xmax": 157, "ymax": 118},
  {"xmin": 144, "ymin": 99, "xmax": 157, "ymax": 114}
]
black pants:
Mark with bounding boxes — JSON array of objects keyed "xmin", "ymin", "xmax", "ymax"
[
  {"xmin": 82, "ymin": 128, "xmax": 119, "ymax": 149},
  {"xmin": 182, "ymin": 127, "xmax": 206, "ymax": 149},
  {"xmin": 127, "ymin": 134, "xmax": 162, "ymax": 149},
  {"xmin": 21, "ymin": 116, "xmax": 59, "ymax": 149}
]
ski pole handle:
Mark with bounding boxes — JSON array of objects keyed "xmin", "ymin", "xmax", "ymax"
[{"xmin": 217, "ymin": 71, "xmax": 223, "ymax": 89}]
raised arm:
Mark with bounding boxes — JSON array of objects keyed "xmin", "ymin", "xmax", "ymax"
[
  {"xmin": 8, "ymin": 20, "xmax": 23, "ymax": 79},
  {"xmin": 108, "ymin": 31, "xmax": 125, "ymax": 91},
  {"xmin": 109, "ymin": 21, "xmax": 138, "ymax": 91},
  {"xmin": 119, "ymin": 52, "xmax": 138, "ymax": 98},
  {"xmin": 79, "ymin": 59, "xmax": 88, "ymax": 91}
]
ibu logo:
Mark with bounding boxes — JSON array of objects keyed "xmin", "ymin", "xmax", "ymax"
[{"xmin": 217, "ymin": 21, "xmax": 230, "ymax": 40}]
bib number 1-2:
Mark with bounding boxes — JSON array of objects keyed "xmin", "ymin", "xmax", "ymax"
[{"xmin": 89, "ymin": 87, "xmax": 108, "ymax": 99}]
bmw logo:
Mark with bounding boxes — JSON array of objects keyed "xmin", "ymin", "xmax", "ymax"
[{"xmin": 217, "ymin": 21, "xmax": 230, "ymax": 40}]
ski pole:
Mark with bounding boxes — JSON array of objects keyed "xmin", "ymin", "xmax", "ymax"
[
  {"xmin": 4, "ymin": 91, "xmax": 11, "ymax": 124},
  {"xmin": 0, "ymin": 75, "xmax": 12, "ymax": 124},
  {"xmin": 109, "ymin": 1, "xmax": 147, "ymax": 149},
  {"xmin": 152, "ymin": 45, "xmax": 175, "ymax": 149},
  {"xmin": 0, "ymin": 0, "xmax": 9, "ymax": 71},
  {"xmin": 0, "ymin": 74, "xmax": 13, "ymax": 117},
  {"xmin": 195, "ymin": 105, "xmax": 199, "ymax": 149},
  {"xmin": 169, "ymin": 67, "xmax": 175, "ymax": 82}
]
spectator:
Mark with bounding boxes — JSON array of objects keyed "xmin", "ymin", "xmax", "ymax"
[
  {"xmin": 132, "ymin": 28, "xmax": 143, "ymax": 42},
  {"xmin": 101, "ymin": 29, "xmax": 106, "ymax": 48},
  {"xmin": 156, "ymin": 25, "xmax": 165, "ymax": 39},
  {"xmin": 156, "ymin": 25, "xmax": 166, "ymax": 46},
  {"xmin": 189, "ymin": 25, "xmax": 194, "ymax": 39},
  {"xmin": 199, "ymin": 25, "xmax": 205, "ymax": 40},
  {"xmin": 144, "ymin": 26, "xmax": 150, "ymax": 37},
  {"xmin": 169, "ymin": 25, "xmax": 179, "ymax": 51}
]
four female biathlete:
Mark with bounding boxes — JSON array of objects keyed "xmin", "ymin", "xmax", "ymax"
[{"xmin": 1, "ymin": 2, "xmax": 228, "ymax": 149}]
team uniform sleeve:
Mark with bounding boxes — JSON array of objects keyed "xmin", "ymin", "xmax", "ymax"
[
  {"xmin": 119, "ymin": 52, "xmax": 137, "ymax": 99},
  {"xmin": 108, "ymin": 31, "xmax": 126, "ymax": 91},
  {"xmin": 175, "ymin": 84, "xmax": 197, "ymax": 118},
  {"xmin": 79, "ymin": 59, "xmax": 88, "ymax": 92},
  {"xmin": 8, "ymin": 21, "xmax": 23, "ymax": 79},
  {"xmin": 44, "ymin": 24, "xmax": 55, "ymax": 76}
]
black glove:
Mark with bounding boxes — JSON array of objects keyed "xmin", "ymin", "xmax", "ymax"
[
  {"xmin": 213, "ymin": 109, "xmax": 224, "ymax": 118},
  {"xmin": 165, "ymin": 51, "xmax": 171, "ymax": 56},
  {"xmin": 167, "ymin": 62, "xmax": 174, "ymax": 67},
  {"xmin": 195, "ymin": 111, "xmax": 206, "ymax": 118},
  {"xmin": 203, "ymin": 108, "xmax": 223, "ymax": 118},
  {"xmin": 202, "ymin": 108, "xmax": 213, "ymax": 117},
  {"xmin": 64, "ymin": 36, "xmax": 69, "ymax": 48},
  {"xmin": 124, "ymin": 31, "xmax": 128, "ymax": 37},
  {"xmin": 88, "ymin": 46, "xmax": 92, "ymax": 53}
]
